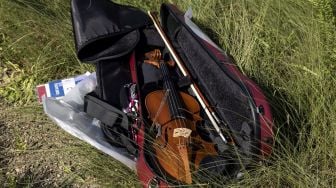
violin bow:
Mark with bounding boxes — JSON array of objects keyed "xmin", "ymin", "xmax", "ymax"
[{"xmin": 147, "ymin": 11, "xmax": 230, "ymax": 145}]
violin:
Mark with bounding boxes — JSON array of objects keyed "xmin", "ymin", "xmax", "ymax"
[{"xmin": 144, "ymin": 49, "xmax": 218, "ymax": 184}]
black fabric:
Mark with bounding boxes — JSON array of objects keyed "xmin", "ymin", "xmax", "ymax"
[
  {"xmin": 141, "ymin": 63, "xmax": 161, "ymax": 84},
  {"xmin": 84, "ymin": 93, "xmax": 129, "ymax": 130},
  {"xmin": 175, "ymin": 27, "xmax": 255, "ymax": 150},
  {"xmin": 177, "ymin": 76, "xmax": 192, "ymax": 89},
  {"xmin": 139, "ymin": 26, "xmax": 165, "ymax": 48},
  {"xmin": 198, "ymin": 155, "xmax": 240, "ymax": 180},
  {"xmin": 159, "ymin": 4, "xmax": 259, "ymax": 155},
  {"xmin": 120, "ymin": 134, "xmax": 138, "ymax": 155},
  {"xmin": 100, "ymin": 120, "xmax": 126, "ymax": 148},
  {"xmin": 96, "ymin": 57, "xmax": 132, "ymax": 107},
  {"xmin": 84, "ymin": 93, "xmax": 138, "ymax": 155},
  {"xmin": 71, "ymin": 0, "xmax": 151, "ymax": 62}
]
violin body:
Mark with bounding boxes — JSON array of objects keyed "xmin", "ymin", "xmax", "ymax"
[{"xmin": 145, "ymin": 90, "xmax": 217, "ymax": 183}]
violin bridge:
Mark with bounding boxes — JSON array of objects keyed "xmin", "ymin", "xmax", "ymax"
[{"xmin": 173, "ymin": 128, "xmax": 192, "ymax": 138}]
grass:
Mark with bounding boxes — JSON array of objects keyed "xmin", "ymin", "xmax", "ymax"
[
  {"xmin": 0, "ymin": 104, "xmax": 140, "ymax": 187},
  {"xmin": 1, "ymin": 0, "xmax": 335, "ymax": 187}
]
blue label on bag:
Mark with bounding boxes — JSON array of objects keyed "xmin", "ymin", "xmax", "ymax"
[
  {"xmin": 48, "ymin": 80, "xmax": 65, "ymax": 97},
  {"xmin": 36, "ymin": 72, "xmax": 93, "ymax": 103}
]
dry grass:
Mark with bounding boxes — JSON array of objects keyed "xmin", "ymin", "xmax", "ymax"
[{"xmin": 1, "ymin": 0, "xmax": 335, "ymax": 187}]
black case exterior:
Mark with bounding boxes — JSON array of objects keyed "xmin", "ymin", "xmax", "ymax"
[
  {"xmin": 71, "ymin": 0, "xmax": 274, "ymax": 186},
  {"xmin": 71, "ymin": 0, "xmax": 151, "ymax": 62},
  {"xmin": 159, "ymin": 4, "xmax": 273, "ymax": 158},
  {"xmin": 160, "ymin": 4, "xmax": 259, "ymax": 158},
  {"xmin": 71, "ymin": 0, "xmax": 151, "ymax": 107}
]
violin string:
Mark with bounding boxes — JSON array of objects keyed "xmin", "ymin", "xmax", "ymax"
[
  {"xmin": 163, "ymin": 60, "xmax": 204, "ymax": 179},
  {"xmin": 161, "ymin": 60, "xmax": 190, "ymax": 147},
  {"xmin": 157, "ymin": 52, "xmax": 191, "ymax": 154},
  {"xmin": 160, "ymin": 61, "xmax": 183, "ymax": 146},
  {"xmin": 163, "ymin": 62, "xmax": 182, "ymax": 121},
  {"xmin": 167, "ymin": 62, "xmax": 189, "ymax": 142},
  {"xmin": 161, "ymin": 58, "xmax": 195, "ymax": 174},
  {"xmin": 156, "ymin": 49, "xmax": 192, "ymax": 177},
  {"xmin": 163, "ymin": 62, "xmax": 182, "ymax": 119},
  {"xmin": 167, "ymin": 61, "xmax": 190, "ymax": 146}
]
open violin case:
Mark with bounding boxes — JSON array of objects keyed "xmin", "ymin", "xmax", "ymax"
[{"xmin": 71, "ymin": 0, "xmax": 274, "ymax": 187}]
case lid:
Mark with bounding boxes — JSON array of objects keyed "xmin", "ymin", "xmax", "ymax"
[
  {"xmin": 71, "ymin": 0, "xmax": 151, "ymax": 62},
  {"xmin": 159, "ymin": 3, "xmax": 264, "ymax": 158}
]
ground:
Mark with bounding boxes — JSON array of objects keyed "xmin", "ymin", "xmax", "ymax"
[{"xmin": 0, "ymin": 103, "xmax": 139, "ymax": 187}]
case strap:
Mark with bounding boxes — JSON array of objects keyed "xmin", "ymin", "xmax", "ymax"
[
  {"xmin": 84, "ymin": 93, "xmax": 129, "ymax": 130},
  {"xmin": 84, "ymin": 93, "xmax": 138, "ymax": 155}
]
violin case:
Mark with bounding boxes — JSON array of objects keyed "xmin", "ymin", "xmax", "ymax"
[{"xmin": 71, "ymin": 0, "xmax": 274, "ymax": 186}]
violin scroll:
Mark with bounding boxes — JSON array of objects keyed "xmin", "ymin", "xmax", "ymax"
[{"xmin": 144, "ymin": 49, "xmax": 175, "ymax": 68}]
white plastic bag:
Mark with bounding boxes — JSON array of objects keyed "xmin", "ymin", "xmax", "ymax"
[
  {"xmin": 62, "ymin": 73, "xmax": 96, "ymax": 110},
  {"xmin": 42, "ymin": 72, "xmax": 136, "ymax": 170}
]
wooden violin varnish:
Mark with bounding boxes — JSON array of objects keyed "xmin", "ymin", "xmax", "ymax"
[{"xmin": 144, "ymin": 49, "xmax": 218, "ymax": 184}]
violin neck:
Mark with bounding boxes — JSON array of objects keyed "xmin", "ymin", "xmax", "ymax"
[{"xmin": 160, "ymin": 61, "xmax": 186, "ymax": 119}]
